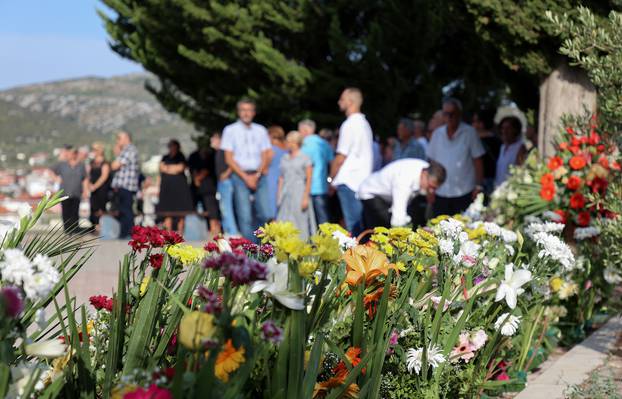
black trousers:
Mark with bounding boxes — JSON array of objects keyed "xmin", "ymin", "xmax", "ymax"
[
  {"xmin": 432, "ymin": 193, "xmax": 473, "ymax": 217},
  {"xmin": 362, "ymin": 197, "xmax": 392, "ymax": 231},
  {"xmin": 61, "ymin": 197, "xmax": 81, "ymax": 233},
  {"xmin": 116, "ymin": 188, "xmax": 135, "ymax": 238}
]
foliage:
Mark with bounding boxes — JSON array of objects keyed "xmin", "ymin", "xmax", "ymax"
[
  {"xmin": 547, "ymin": 6, "xmax": 622, "ymax": 131},
  {"xmin": 564, "ymin": 364, "xmax": 622, "ymax": 399}
]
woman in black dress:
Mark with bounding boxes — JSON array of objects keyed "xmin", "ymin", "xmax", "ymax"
[
  {"xmin": 157, "ymin": 140, "xmax": 194, "ymax": 234},
  {"xmin": 88, "ymin": 142, "xmax": 111, "ymax": 229}
]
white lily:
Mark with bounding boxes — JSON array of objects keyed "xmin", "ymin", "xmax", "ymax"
[
  {"xmin": 495, "ymin": 263, "xmax": 532, "ymax": 309},
  {"xmin": 25, "ymin": 339, "xmax": 67, "ymax": 359},
  {"xmin": 250, "ymin": 258, "xmax": 304, "ymax": 310}
]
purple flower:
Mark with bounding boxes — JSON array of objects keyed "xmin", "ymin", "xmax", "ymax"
[
  {"xmin": 204, "ymin": 253, "xmax": 268, "ymax": 286},
  {"xmin": 242, "ymin": 243, "xmax": 259, "ymax": 254},
  {"xmin": 1, "ymin": 286, "xmax": 24, "ymax": 318},
  {"xmin": 261, "ymin": 320, "xmax": 283, "ymax": 344},
  {"xmin": 260, "ymin": 244, "xmax": 274, "ymax": 257},
  {"xmin": 474, "ymin": 274, "xmax": 487, "ymax": 285},
  {"xmin": 196, "ymin": 286, "xmax": 223, "ymax": 314}
]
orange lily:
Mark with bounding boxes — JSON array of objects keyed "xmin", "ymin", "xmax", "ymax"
[{"xmin": 343, "ymin": 245, "xmax": 396, "ymax": 287}]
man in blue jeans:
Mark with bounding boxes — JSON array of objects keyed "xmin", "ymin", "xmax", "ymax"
[
  {"xmin": 220, "ymin": 99, "xmax": 272, "ymax": 240},
  {"xmin": 111, "ymin": 131, "xmax": 140, "ymax": 239},
  {"xmin": 211, "ymin": 132, "xmax": 239, "ymax": 237},
  {"xmin": 299, "ymin": 119, "xmax": 334, "ymax": 225},
  {"xmin": 330, "ymin": 88, "xmax": 374, "ymax": 235}
]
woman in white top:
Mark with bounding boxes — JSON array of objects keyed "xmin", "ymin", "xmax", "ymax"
[{"xmin": 494, "ymin": 116, "xmax": 527, "ymax": 187}]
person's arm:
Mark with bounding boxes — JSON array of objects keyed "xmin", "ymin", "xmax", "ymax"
[
  {"xmin": 259, "ymin": 148, "xmax": 273, "ymax": 176},
  {"xmin": 111, "ymin": 149, "xmax": 125, "ymax": 171},
  {"xmin": 302, "ymin": 164, "xmax": 312, "ymax": 210},
  {"xmin": 277, "ymin": 175, "xmax": 283, "ymax": 207},
  {"xmin": 516, "ymin": 144, "xmax": 528, "ymax": 166},
  {"xmin": 82, "ymin": 177, "xmax": 90, "ymax": 199},
  {"xmin": 91, "ymin": 163, "xmax": 110, "ymax": 191},
  {"xmin": 225, "ymin": 150, "xmax": 254, "ymax": 188},
  {"xmin": 167, "ymin": 162, "xmax": 186, "ymax": 174},
  {"xmin": 472, "ymin": 156, "xmax": 484, "ymax": 198},
  {"xmin": 330, "ymin": 153, "xmax": 346, "ymax": 179},
  {"xmin": 390, "ymin": 180, "xmax": 412, "ymax": 227}
]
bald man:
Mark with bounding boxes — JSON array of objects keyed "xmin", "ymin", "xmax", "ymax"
[
  {"xmin": 111, "ymin": 131, "xmax": 140, "ymax": 238},
  {"xmin": 329, "ymin": 88, "xmax": 373, "ymax": 234}
]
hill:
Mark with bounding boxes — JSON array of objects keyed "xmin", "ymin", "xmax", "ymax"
[{"xmin": 0, "ymin": 74, "xmax": 201, "ymax": 167}]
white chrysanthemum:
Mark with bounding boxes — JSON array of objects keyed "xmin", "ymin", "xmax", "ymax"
[
  {"xmin": 439, "ymin": 218, "xmax": 463, "ymax": 239},
  {"xmin": 22, "ymin": 254, "xmax": 59, "ymax": 301},
  {"xmin": 438, "ymin": 239, "xmax": 454, "ymax": 255},
  {"xmin": 406, "ymin": 345, "xmax": 445, "ymax": 374},
  {"xmin": 0, "ymin": 248, "xmax": 34, "ymax": 286},
  {"xmin": 524, "ymin": 222, "xmax": 564, "ymax": 239},
  {"xmin": 573, "ymin": 227, "xmax": 600, "ymax": 241},
  {"xmin": 501, "ymin": 229, "xmax": 518, "ymax": 243},
  {"xmin": 406, "ymin": 347, "xmax": 423, "ymax": 374},
  {"xmin": 532, "ymin": 232, "xmax": 575, "ymax": 270},
  {"xmin": 604, "ymin": 267, "xmax": 622, "ymax": 284},
  {"xmin": 484, "ymin": 222, "xmax": 502, "ymax": 237},
  {"xmin": 332, "ymin": 230, "xmax": 357, "ymax": 250},
  {"xmin": 494, "ymin": 313, "xmax": 521, "ymax": 336},
  {"xmin": 463, "ymin": 193, "xmax": 485, "ymax": 221}
]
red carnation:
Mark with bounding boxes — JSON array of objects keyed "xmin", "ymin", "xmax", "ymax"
[
  {"xmin": 89, "ymin": 295, "xmax": 114, "ymax": 312},
  {"xmin": 149, "ymin": 254, "xmax": 164, "ymax": 269},
  {"xmin": 566, "ymin": 175, "xmax": 582, "ymax": 191},
  {"xmin": 569, "ymin": 192, "xmax": 586, "ymax": 209},
  {"xmin": 204, "ymin": 241, "xmax": 219, "ymax": 253},
  {"xmin": 540, "ymin": 173, "xmax": 555, "ymax": 186},
  {"xmin": 161, "ymin": 230, "xmax": 184, "ymax": 245},
  {"xmin": 588, "ymin": 133, "xmax": 600, "ymax": 145},
  {"xmin": 588, "ymin": 177, "xmax": 608, "ymax": 194},
  {"xmin": 540, "ymin": 184, "xmax": 556, "ymax": 202},
  {"xmin": 598, "ymin": 157, "xmax": 609, "ymax": 169},
  {"xmin": 547, "ymin": 156, "xmax": 563, "ymax": 171},
  {"xmin": 565, "ymin": 127, "xmax": 575, "ymax": 135},
  {"xmin": 569, "ymin": 156, "xmax": 587, "ymax": 170},
  {"xmin": 612, "ymin": 161, "xmax": 621, "ymax": 171},
  {"xmin": 577, "ymin": 211, "xmax": 591, "ymax": 227},
  {"xmin": 124, "ymin": 384, "xmax": 172, "ymax": 399}
]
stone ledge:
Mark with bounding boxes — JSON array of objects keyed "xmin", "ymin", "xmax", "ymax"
[{"xmin": 515, "ymin": 316, "xmax": 622, "ymax": 399}]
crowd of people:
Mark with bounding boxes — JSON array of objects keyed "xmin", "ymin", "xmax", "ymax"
[{"xmin": 50, "ymin": 88, "xmax": 534, "ymax": 240}]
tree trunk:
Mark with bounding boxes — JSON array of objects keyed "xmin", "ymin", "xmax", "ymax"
[{"xmin": 538, "ymin": 62, "xmax": 597, "ymax": 158}]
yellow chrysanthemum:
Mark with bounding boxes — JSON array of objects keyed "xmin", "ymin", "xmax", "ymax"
[
  {"xmin": 467, "ymin": 226, "xmax": 486, "ymax": 241},
  {"xmin": 275, "ymin": 236, "xmax": 312, "ymax": 262},
  {"xmin": 370, "ymin": 233, "xmax": 389, "ymax": 244},
  {"xmin": 549, "ymin": 277, "xmax": 563, "ymax": 293},
  {"xmin": 215, "ymin": 339, "xmax": 246, "ymax": 382},
  {"xmin": 388, "ymin": 227, "xmax": 412, "ymax": 241},
  {"xmin": 312, "ymin": 234, "xmax": 342, "ymax": 263},
  {"xmin": 318, "ymin": 223, "xmax": 348, "ymax": 237},
  {"xmin": 373, "ymin": 226, "xmax": 390, "ymax": 234},
  {"xmin": 179, "ymin": 311, "xmax": 216, "ymax": 350},
  {"xmin": 166, "ymin": 244, "xmax": 206, "ymax": 266},
  {"xmin": 257, "ymin": 221, "xmax": 300, "ymax": 244},
  {"xmin": 420, "ymin": 247, "xmax": 437, "ymax": 258},
  {"xmin": 382, "ymin": 244, "xmax": 394, "ymax": 256},
  {"xmin": 394, "ymin": 261, "xmax": 406, "ymax": 272},
  {"xmin": 429, "ymin": 215, "xmax": 449, "ymax": 225},
  {"xmin": 415, "ymin": 228, "xmax": 437, "ymax": 245},
  {"xmin": 139, "ymin": 275, "xmax": 150, "ymax": 297},
  {"xmin": 299, "ymin": 261, "xmax": 319, "ymax": 278},
  {"xmin": 415, "ymin": 262, "xmax": 424, "ymax": 273}
]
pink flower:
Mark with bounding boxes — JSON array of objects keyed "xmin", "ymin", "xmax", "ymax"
[
  {"xmin": 470, "ymin": 330, "xmax": 488, "ymax": 350},
  {"xmin": 1, "ymin": 286, "xmax": 24, "ymax": 318},
  {"xmin": 124, "ymin": 384, "xmax": 172, "ymax": 399},
  {"xmin": 450, "ymin": 333, "xmax": 476, "ymax": 363},
  {"xmin": 496, "ymin": 372, "xmax": 510, "ymax": 381},
  {"xmin": 389, "ymin": 330, "xmax": 399, "ymax": 346}
]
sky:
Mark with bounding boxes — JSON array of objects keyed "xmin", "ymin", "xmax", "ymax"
[{"xmin": 0, "ymin": 0, "xmax": 142, "ymax": 89}]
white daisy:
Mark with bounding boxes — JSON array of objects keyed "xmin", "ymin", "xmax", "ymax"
[{"xmin": 494, "ymin": 313, "xmax": 521, "ymax": 336}]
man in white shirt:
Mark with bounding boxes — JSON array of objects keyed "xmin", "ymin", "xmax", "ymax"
[
  {"xmin": 329, "ymin": 88, "xmax": 374, "ymax": 234},
  {"xmin": 427, "ymin": 98, "xmax": 485, "ymax": 216},
  {"xmin": 221, "ymin": 99, "xmax": 272, "ymax": 240},
  {"xmin": 358, "ymin": 159, "xmax": 446, "ymax": 229}
]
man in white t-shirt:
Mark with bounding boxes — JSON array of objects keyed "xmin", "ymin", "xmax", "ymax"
[
  {"xmin": 358, "ymin": 159, "xmax": 446, "ymax": 229},
  {"xmin": 221, "ymin": 99, "xmax": 272, "ymax": 240},
  {"xmin": 427, "ymin": 98, "xmax": 485, "ymax": 216},
  {"xmin": 329, "ymin": 88, "xmax": 373, "ymax": 234}
]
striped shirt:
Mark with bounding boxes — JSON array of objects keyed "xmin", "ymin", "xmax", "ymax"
[{"xmin": 111, "ymin": 144, "xmax": 140, "ymax": 192}]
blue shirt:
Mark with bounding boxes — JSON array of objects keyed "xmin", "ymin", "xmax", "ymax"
[
  {"xmin": 301, "ymin": 134, "xmax": 334, "ymax": 195},
  {"xmin": 392, "ymin": 138, "xmax": 425, "ymax": 161},
  {"xmin": 267, "ymin": 144, "xmax": 288, "ymax": 217}
]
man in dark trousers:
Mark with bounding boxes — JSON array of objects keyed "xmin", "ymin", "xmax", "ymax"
[{"xmin": 52, "ymin": 146, "xmax": 88, "ymax": 233}]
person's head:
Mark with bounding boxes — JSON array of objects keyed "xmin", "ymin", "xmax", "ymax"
[
  {"xmin": 236, "ymin": 98, "xmax": 256, "ymax": 125},
  {"xmin": 420, "ymin": 161, "xmax": 446, "ymax": 195},
  {"xmin": 210, "ymin": 132, "xmax": 221, "ymax": 150},
  {"xmin": 499, "ymin": 116, "xmax": 522, "ymax": 144},
  {"xmin": 472, "ymin": 109, "xmax": 495, "ymax": 133},
  {"xmin": 427, "ymin": 110, "xmax": 444, "ymax": 138},
  {"xmin": 285, "ymin": 130, "xmax": 304, "ymax": 152},
  {"xmin": 167, "ymin": 139, "xmax": 181, "ymax": 155},
  {"xmin": 116, "ymin": 131, "xmax": 132, "ymax": 148},
  {"xmin": 413, "ymin": 120, "xmax": 426, "ymax": 139},
  {"xmin": 268, "ymin": 125, "xmax": 286, "ymax": 145},
  {"xmin": 338, "ymin": 87, "xmax": 363, "ymax": 115},
  {"xmin": 91, "ymin": 141, "xmax": 106, "ymax": 158},
  {"xmin": 298, "ymin": 119, "xmax": 316, "ymax": 137},
  {"xmin": 442, "ymin": 98, "xmax": 463, "ymax": 131},
  {"xmin": 397, "ymin": 118, "xmax": 415, "ymax": 142},
  {"xmin": 318, "ymin": 128, "xmax": 333, "ymax": 142},
  {"xmin": 66, "ymin": 147, "xmax": 78, "ymax": 162}
]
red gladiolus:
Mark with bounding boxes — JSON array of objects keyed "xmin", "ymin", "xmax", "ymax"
[
  {"xmin": 540, "ymin": 173, "xmax": 555, "ymax": 186},
  {"xmin": 566, "ymin": 127, "xmax": 575, "ymax": 135},
  {"xmin": 577, "ymin": 211, "xmax": 591, "ymax": 227},
  {"xmin": 569, "ymin": 156, "xmax": 587, "ymax": 170},
  {"xmin": 149, "ymin": 254, "xmax": 164, "ymax": 269},
  {"xmin": 598, "ymin": 157, "xmax": 609, "ymax": 169},
  {"xmin": 569, "ymin": 192, "xmax": 586, "ymax": 209},
  {"xmin": 566, "ymin": 175, "xmax": 582, "ymax": 191},
  {"xmin": 540, "ymin": 184, "xmax": 556, "ymax": 202},
  {"xmin": 611, "ymin": 161, "xmax": 621, "ymax": 171},
  {"xmin": 588, "ymin": 133, "xmax": 600, "ymax": 145},
  {"xmin": 596, "ymin": 144, "xmax": 606, "ymax": 153},
  {"xmin": 559, "ymin": 142, "xmax": 569, "ymax": 150},
  {"xmin": 569, "ymin": 145, "xmax": 580, "ymax": 154},
  {"xmin": 547, "ymin": 156, "xmax": 563, "ymax": 171}
]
